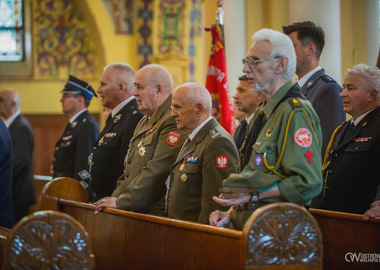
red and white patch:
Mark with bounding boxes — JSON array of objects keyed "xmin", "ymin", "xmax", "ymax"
[
  {"xmin": 216, "ymin": 155, "xmax": 228, "ymax": 169},
  {"xmin": 167, "ymin": 131, "xmax": 180, "ymax": 146},
  {"xmin": 294, "ymin": 128, "xmax": 312, "ymax": 148}
]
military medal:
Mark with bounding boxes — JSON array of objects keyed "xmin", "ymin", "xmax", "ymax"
[
  {"xmin": 71, "ymin": 121, "xmax": 77, "ymax": 128},
  {"xmin": 266, "ymin": 128, "xmax": 273, "ymax": 137},
  {"xmin": 98, "ymin": 136, "xmax": 105, "ymax": 146},
  {"xmin": 181, "ymin": 173, "xmax": 188, "ymax": 182},
  {"xmin": 139, "ymin": 146, "xmax": 146, "ymax": 157},
  {"xmin": 179, "ymin": 163, "xmax": 185, "ymax": 172}
]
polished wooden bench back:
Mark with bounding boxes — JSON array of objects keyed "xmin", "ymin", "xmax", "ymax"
[
  {"xmin": 3, "ymin": 210, "xmax": 94, "ymax": 269},
  {"xmin": 38, "ymin": 177, "xmax": 322, "ymax": 270},
  {"xmin": 309, "ymin": 208, "xmax": 380, "ymax": 270}
]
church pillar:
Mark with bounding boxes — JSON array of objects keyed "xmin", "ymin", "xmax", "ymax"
[
  {"xmin": 224, "ymin": 0, "xmax": 246, "ymax": 94},
  {"xmin": 366, "ymin": 0, "xmax": 379, "ymax": 66}
]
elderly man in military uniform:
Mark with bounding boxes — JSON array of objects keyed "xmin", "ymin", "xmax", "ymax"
[
  {"xmin": 166, "ymin": 82, "xmax": 238, "ymax": 224},
  {"xmin": 53, "ymin": 75, "xmax": 99, "ymax": 191},
  {"xmin": 323, "ymin": 64, "xmax": 380, "ymax": 216},
  {"xmin": 94, "ymin": 64, "xmax": 187, "ymax": 216},
  {"xmin": 209, "ymin": 29, "xmax": 323, "ymax": 230},
  {"xmin": 89, "ymin": 63, "xmax": 143, "ymax": 201}
]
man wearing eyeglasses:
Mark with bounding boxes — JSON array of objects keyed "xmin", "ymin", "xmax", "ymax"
[
  {"xmin": 210, "ymin": 28, "xmax": 323, "ymax": 230},
  {"xmin": 52, "ymin": 75, "xmax": 100, "ymax": 193}
]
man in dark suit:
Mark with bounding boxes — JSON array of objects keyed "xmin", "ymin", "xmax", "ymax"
[
  {"xmin": 0, "ymin": 118, "xmax": 14, "ymax": 228},
  {"xmin": 52, "ymin": 75, "xmax": 100, "ymax": 193},
  {"xmin": 167, "ymin": 82, "xmax": 238, "ymax": 224},
  {"xmin": 90, "ymin": 63, "xmax": 144, "ymax": 201},
  {"xmin": 283, "ymin": 21, "xmax": 346, "ymax": 208},
  {"xmin": 0, "ymin": 89, "xmax": 35, "ymax": 222},
  {"xmin": 323, "ymin": 64, "xmax": 380, "ymax": 215},
  {"xmin": 233, "ymin": 75, "xmax": 264, "ymax": 153},
  {"xmin": 283, "ymin": 21, "xmax": 345, "ymax": 156}
]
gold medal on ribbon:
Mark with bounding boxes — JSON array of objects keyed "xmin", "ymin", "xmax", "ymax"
[
  {"xmin": 266, "ymin": 128, "xmax": 273, "ymax": 137},
  {"xmin": 181, "ymin": 173, "xmax": 188, "ymax": 182},
  {"xmin": 179, "ymin": 163, "xmax": 185, "ymax": 172}
]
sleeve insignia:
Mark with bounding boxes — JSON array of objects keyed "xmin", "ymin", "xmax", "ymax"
[
  {"xmin": 167, "ymin": 131, "xmax": 180, "ymax": 145},
  {"xmin": 216, "ymin": 155, "xmax": 228, "ymax": 169},
  {"xmin": 304, "ymin": 150, "xmax": 314, "ymax": 163},
  {"xmin": 289, "ymin": 98, "xmax": 303, "ymax": 109},
  {"xmin": 294, "ymin": 128, "xmax": 312, "ymax": 148}
]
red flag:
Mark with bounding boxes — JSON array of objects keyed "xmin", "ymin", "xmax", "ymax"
[{"xmin": 205, "ymin": 25, "xmax": 235, "ymax": 134}]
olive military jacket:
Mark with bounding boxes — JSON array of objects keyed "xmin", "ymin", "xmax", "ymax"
[
  {"xmin": 112, "ymin": 95, "xmax": 187, "ymax": 215},
  {"xmin": 322, "ymin": 106, "xmax": 380, "ymax": 214},
  {"xmin": 167, "ymin": 118, "xmax": 238, "ymax": 224},
  {"xmin": 224, "ymin": 82, "xmax": 323, "ymax": 228}
]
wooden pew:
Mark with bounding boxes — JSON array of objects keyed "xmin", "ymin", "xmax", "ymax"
[
  {"xmin": 309, "ymin": 208, "xmax": 380, "ymax": 270},
  {"xmin": 39, "ymin": 177, "xmax": 323, "ymax": 270},
  {"xmin": 3, "ymin": 210, "xmax": 95, "ymax": 269},
  {"xmin": 0, "ymin": 227, "xmax": 10, "ymax": 268},
  {"xmin": 29, "ymin": 175, "xmax": 52, "ymax": 213}
]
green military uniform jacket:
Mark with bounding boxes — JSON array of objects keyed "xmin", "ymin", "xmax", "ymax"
[
  {"xmin": 167, "ymin": 118, "xmax": 238, "ymax": 224},
  {"xmin": 223, "ymin": 81, "xmax": 323, "ymax": 229},
  {"xmin": 112, "ymin": 95, "xmax": 187, "ymax": 215}
]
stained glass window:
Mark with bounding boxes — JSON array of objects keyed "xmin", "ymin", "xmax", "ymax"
[{"xmin": 0, "ymin": 0, "xmax": 24, "ymax": 61}]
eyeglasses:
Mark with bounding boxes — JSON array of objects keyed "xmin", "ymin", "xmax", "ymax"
[{"xmin": 242, "ymin": 56, "xmax": 282, "ymax": 67}]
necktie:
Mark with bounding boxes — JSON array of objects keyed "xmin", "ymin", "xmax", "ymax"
[
  {"xmin": 234, "ymin": 119, "xmax": 248, "ymax": 150},
  {"xmin": 344, "ymin": 122, "xmax": 355, "ymax": 140},
  {"xmin": 240, "ymin": 111, "xmax": 265, "ymax": 170}
]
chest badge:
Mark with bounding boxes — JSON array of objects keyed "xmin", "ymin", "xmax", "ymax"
[
  {"xmin": 266, "ymin": 128, "xmax": 273, "ymax": 137},
  {"xmin": 139, "ymin": 146, "xmax": 146, "ymax": 157},
  {"xmin": 181, "ymin": 173, "xmax": 188, "ymax": 182},
  {"xmin": 304, "ymin": 150, "xmax": 314, "ymax": 163},
  {"xmin": 98, "ymin": 136, "xmax": 105, "ymax": 146},
  {"xmin": 255, "ymin": 155, "xmax": 263, "ymax": 166}
]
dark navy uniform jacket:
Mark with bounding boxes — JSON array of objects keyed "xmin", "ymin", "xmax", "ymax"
[
  {"xmin": 323, "ymin": 107, "xmax": 380, "ymax": 214},
  {"xmin": 90, "ymin": 99, "xmax": 143, "ymax": 201},
  {"xmin": 300, "ymin": 69, "xmax": 346, "ymax": 156},
  {"xmin": 0, "ymin": 119, "xmax": 14, "ymax": 228},
  {"xmin": 53, "ymin": 110, "xmax": 99, "ymax": 183}
]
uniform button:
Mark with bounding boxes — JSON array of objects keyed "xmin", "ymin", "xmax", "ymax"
[
  {"xmin": 333, "ymin": 153, "xmax": 338, "ymax": 157},
  {"xmin": 93, "ymin": 147, "xmax": 96, "ymax": 150},
  {"xmin": 55, "ymin": 147, "xmax": 58, "ymax": 150},
  {"xmin": 355, "ymin": 147, "xmax": 359, "ymax": 151},
  {"xmin": 328, "ymin": 170, "xmax": 333, "ymax": 174}
]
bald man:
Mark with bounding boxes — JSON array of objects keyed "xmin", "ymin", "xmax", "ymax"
[
  {"xmin": 0, "ymin": 89, "xmax": 35, "ymax": 222},
  {"xmin": 167, "ymin": 83, "xmax": 238, "ymax": 224},
  {"xmin": 94, "ymin": 64, "xmax": 187, "ymax": 215},
  {"xmin": 90, "ymin": 63, "xmax": 144, "ymax": 201}
]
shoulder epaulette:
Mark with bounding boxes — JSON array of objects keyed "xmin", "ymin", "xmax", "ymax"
[
  {"xmin": 321, "ymin": 74, "xmax": 337, "ymax": 83},
  {"xmin": 209, "ymin": 128, "xmax": 220, "ymax": 139},
  {"xmin": 288, "ymin": 98, "xmax": 303, "ymax": 110}
]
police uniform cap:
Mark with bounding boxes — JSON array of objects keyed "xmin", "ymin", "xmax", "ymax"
[{"xmin": 61, "ymin": 75, "xmax": 97, "ymax": 99}]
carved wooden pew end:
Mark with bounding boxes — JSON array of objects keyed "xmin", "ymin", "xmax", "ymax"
[
  {"xmin": 40, "ymin": 177, "xmax": 88, "ymax": 211},
  {"xmin": 4, "ymin": 210, "xmax": 95, "ymax": 270},
  {"xmin": 243, "ymin": 203, "xmax": 323, "ymax": 269}
]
